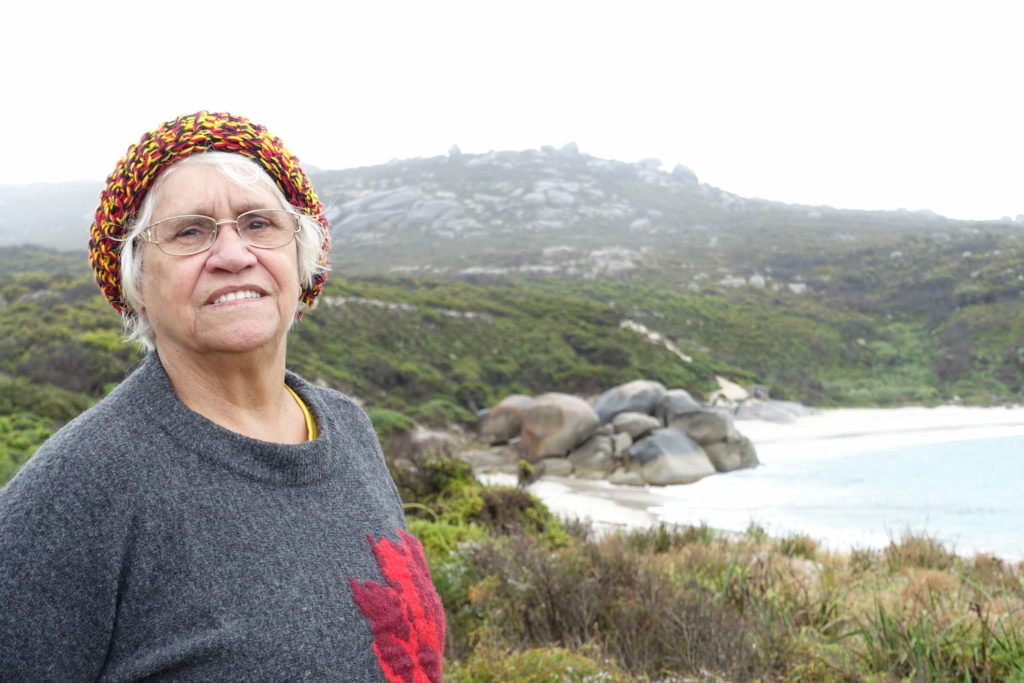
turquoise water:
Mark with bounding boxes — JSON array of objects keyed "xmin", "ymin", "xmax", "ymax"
[{"xmin": 651, "ymin": 434, "xmax": 1024, "ymax": 560}]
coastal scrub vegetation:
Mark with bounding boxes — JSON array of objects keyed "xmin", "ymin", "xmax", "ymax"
[
  {"xmin": 0, "ymin": 243, "xmax": 1019, "ymax": 470},
  {"xmin": 401, "ymin": 458, "xmax": 1024, "ymax": 681}
]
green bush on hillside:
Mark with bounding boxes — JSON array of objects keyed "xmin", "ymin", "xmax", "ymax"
[{"xmin": 0, "ymin": 412, "xmax": 53, "ymax": 485}]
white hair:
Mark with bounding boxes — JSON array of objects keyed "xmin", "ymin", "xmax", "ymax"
[{"xmin": 118, "ymin": 151, "xmax": 328, "ymax": 350}]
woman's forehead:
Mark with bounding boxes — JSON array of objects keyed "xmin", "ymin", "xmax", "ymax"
[{"xmin": 152, "ymin": 164, "xmax": 281, "ymax": 218}]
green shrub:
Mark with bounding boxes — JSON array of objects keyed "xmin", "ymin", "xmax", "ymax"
[
  {"xmin": 0, "ymin": 377, "xmax": 94, "ymax": 422},
  {"xmin": 366, "ymin": 407, "xmax": 414, "ymax": 450},
  {"xmin": 454, "ymin": 381, "xmax": 489, "ymax": 413},
  {"xmin": 0, "ymin": 412, "xmax": 54, "ymax": 486},
  {"xmin": 406, "ymin": 518, "xmax": 486, "ymax": 561},
  {"xmin": 392, "ymin": 457, "xmax": 485, "ymax": 525},
  {"xmin": 476, "ymin": 486, "xmax": 569, "ymax": 547},
  {"xmin": 409, "ymin": 398, "xmax": 473, "ymax": 427}
]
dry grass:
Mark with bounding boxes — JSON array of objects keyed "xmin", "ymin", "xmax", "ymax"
[
  {"xmin": 410, "ymin": 465, "xmax": 1024, "ymax": 680},
  {"xmin": 432, "ymin": 522, "xmax": 1024, "ymax": 681}
]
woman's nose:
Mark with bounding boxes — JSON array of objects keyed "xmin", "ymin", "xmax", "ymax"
[{"xmin": 204, "ymin": 223, "xmax": 258, "ymax": 271}]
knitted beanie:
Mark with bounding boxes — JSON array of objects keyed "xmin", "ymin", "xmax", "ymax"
[{"xmin": 88, "ymin": 111, "xmax": 330, "ymax": 314}]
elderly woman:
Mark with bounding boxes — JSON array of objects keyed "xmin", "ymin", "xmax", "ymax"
[{"xmin": 0, "ymin": 112, "xmax": 445, "ymax": 681}]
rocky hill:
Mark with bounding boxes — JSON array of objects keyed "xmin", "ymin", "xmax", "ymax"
[{"xmin": 310, "ymin": 144, "xmax": 1022, "ymax": 306}]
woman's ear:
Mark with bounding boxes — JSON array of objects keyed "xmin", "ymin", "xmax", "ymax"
[
  {"xmin": 134, "ymin": 284, "xmax": 145, "ymax": 315},
  {"xmin": 133, "ymin": 277, "xmax": 147, "ymax": 316}
]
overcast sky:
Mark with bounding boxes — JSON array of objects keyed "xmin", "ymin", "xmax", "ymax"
[{"xmin": 3, "ymin": 0, "xmax": 1021, "ymax": 220}]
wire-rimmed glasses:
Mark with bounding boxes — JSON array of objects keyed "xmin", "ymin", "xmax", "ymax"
[{"xmin": 141, "ymin": 209, "xmax": 302, "ymax": 256}]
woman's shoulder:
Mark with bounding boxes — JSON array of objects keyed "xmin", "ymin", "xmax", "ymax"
[
  {"xmin": 0, "ymin": 392, "xmax": 146, "ymax": 563},
  {"xmin": 49, "ymin": 357, "xmax": 158, "ymax": 441},
  {"xmin": 10, "ymin": 405, "xmax": 132, "ymax": 498},
  {"xmin": 6, "ymin": 357, "xmax": 167, "ymax": 493}
]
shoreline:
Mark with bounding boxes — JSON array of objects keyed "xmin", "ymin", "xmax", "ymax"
[
  {"xmin": 737, "ymin": 405, "xmax": 1024, "ymax": 448},
  {"xmin": 481, "ymin": 405, "xmax": 1024, "ymax": 557}
]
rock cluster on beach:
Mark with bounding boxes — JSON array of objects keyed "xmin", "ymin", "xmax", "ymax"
[{"xmin": 461, "ymin": 379, "xmax": 801, "ymax": 486}]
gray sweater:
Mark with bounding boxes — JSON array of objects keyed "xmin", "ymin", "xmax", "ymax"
[{"xmin": 0, "ymin": 353, "xmax": 445, "ymax": 681}]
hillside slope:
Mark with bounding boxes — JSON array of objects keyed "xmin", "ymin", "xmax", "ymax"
[{"xmin": 1, "ymin": 146, "xmax": 1021, "ymax": 413}]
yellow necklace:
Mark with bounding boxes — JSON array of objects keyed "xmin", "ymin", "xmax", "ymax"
[{"xmin": 284, "ymin": 384, "xmax": 318, "ymax": 441}]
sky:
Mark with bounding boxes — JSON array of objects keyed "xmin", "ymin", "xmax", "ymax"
[{"xmin": 3, "ymin": 0, "xmax": 1022, "ymax": 220}]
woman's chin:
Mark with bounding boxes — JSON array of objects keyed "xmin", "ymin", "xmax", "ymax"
[
  {"xmin": 199, "ymin": 304, "xmax": 291, "ymax": 351},
  {"xmin": 166, "ymin": 320, "xmax": 286, "ymax": 357},
  {"xmin": 210, "ymin": 324, "xmax": 285, "ymax": 354}
]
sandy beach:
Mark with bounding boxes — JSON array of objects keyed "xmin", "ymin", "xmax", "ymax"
[{"xmin": 481, "ymin": 405, "xmax": 1024, "ymax": 545}]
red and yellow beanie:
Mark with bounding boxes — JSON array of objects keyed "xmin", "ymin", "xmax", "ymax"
[{"xmin": 88, "ymin": 111, "xmax": 331, "ymax": 314}]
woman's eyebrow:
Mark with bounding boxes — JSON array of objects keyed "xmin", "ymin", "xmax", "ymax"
[
  {"xmin": 172, "ymin": 201, "xmax": 275, "ymax": 217},
  {"xmin": 233, "ymin": 201, "xmax": 275, "ymax": 214}
]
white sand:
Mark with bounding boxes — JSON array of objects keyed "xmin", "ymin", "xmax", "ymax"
[
  {"xmin": 483, "ymin": 406, "xmax": 1024, "ymax": 543},
  {"xmin": 738, "ymin": 405, "xmax": 1024, "ymax": 458}
]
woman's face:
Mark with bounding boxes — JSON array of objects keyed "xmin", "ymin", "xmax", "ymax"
[{"xmin": 136, "ymin": 163, "xmax": 302, "ymax": 359}]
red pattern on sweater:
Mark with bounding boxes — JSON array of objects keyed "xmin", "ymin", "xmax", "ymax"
[{"xmin": 349, "ymin": 530, "xmax": 445, "ymax": 683}]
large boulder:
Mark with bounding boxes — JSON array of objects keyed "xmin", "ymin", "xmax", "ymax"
[
  {"xmin": 611, "ymin": 431, "xmax": 633, "ymax": 456},
  {"xmin": 669, "ymin": 410, "xmax": 740, "ymax": 446},
  {"xmin": 480, "ymin": 394, "xmax": 535, "ymax": 444},
  {"xmin": 568, "ymin": 434, "xmax": 616, "ymax": 478},
  {"xmin": 593, "ymin": 380, "xmax": 667, "ymax": 423},
  {"xmin": 538, "ymin": 456, "xmax": 574, "ymax": 477},
  {"xmin": 703, "ymin": 437, "xmax": 759, "ymax": 472},
  {"xmin": 520, "ymin": 393, "xmax": 599, "ymax": 461},
  {"xmin": 630, "ymin": 428, "xmax": 716, "ymax": 485},
  {"xmin": 407, "ymin": 427, "xmax": 463, "ymax": 458},
  {"xmin": 611, "ymin": 411, "xmax": 661, "ymax": 440},
  {"xmin": 608, "ymin": 467, "xmax": 646, "ymax": 486},
  {"xmin": 655, "ymin": 388, "xmax": 702, "ymax": 425},
  {"xmin": 457, "ymin": 447, "xmax": 518, "ymax": 474},
  {"xmin": 734, "ymin": 399, "xmax": 815, "ymax": 423},
  {"xmin": 737, "ymin": 437, "xmax": 759, "ymax": 469}
]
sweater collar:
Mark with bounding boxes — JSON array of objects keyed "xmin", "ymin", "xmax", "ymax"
[{"xmin": 128, "ymin": 352, "xmax": 346, "ymax": 485}]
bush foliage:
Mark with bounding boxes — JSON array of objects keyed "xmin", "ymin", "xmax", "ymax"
[{"xmin": 380, "ymin": 457, "xmax": 1024, "ymax": 680}]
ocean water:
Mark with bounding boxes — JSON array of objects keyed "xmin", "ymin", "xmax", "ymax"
[{"xmin": 649, "ymin": 433, "xmax": 1024, "ymax": 561}]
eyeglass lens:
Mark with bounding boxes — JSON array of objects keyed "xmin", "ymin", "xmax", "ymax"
[{"xmin": 148, "ymin": 210, "xmax": 299, "ymax": 255}]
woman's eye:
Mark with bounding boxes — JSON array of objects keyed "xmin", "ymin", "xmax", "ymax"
[{"xmin": 167, "ymin": 221, "xmax": 211, "ymax": 242}]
